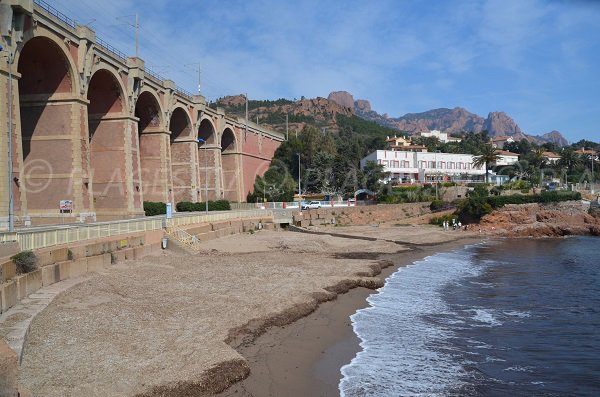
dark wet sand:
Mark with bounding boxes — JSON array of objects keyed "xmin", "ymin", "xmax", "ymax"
[{"xmin": 218, "ymin": 239, "xmax": 479, "ymax": 397}]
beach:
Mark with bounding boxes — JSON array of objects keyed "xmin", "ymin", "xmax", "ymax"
[{"xmin": 17, "ymin": 224, "xmax": 479, "ymax": 397}]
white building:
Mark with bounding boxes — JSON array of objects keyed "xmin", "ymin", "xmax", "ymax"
[
  {"xmin": 543, "ymin": 152, "xmax": 561, "ymax": 164},
  {"xmin": 360, "ymin": 150, "xmax": 486, "ymax": 183},
  {"xmin": 491, "ymin": 136, "xmax": 515, "ymax": 149},
  {"xmin": 418, "ymin": 129, "xmax": 462, "ymax": 143},
  {"xmin": 493, "ymin": 150, "xmax": 519, "ymax": 166}
]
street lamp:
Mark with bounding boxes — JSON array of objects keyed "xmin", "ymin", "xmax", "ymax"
[
  {"xmin": 197, "ymin": 138, "xmax": 208, "ymax": 214},
  {"xmin": 1, "ymin": 45, "xmax": 14, "ymax": 231},
  {"xmin": 296, "ymin": 152, "xmax": 301, "ymax": 200}
]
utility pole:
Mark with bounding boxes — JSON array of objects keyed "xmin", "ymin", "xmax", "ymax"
[
  {"xmin": 135, "ymin": 13, "xmax": 139, "ymax": 58},
  {"xmin": 297, "ymin": 153, "xmax": 301, "ymax": 201},
  {"xmin": 116, "ymin": 14, "xmax": 140, "ymax": 57},
  {"xmin": 198, "ymin": 63, "xmax": 201, "ymax": 95},
  {"xmin": 2, "ymin": 48, "xmax": 14, "ymax": 231},
  {"xmin": 245, "ymin": 93, "xmax": 248, "ymax": 141},
  {"xmin": 285, "ymin": 114, "xmax": 289, "ymax": 141}
]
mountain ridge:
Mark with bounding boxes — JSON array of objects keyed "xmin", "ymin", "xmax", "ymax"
[{"xmin": 328, "ymin": 91, "xmax": 569, "ymax": 146}]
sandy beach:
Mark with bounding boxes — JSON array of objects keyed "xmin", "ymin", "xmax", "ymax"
[{"xmin": 18, "ymin": 224, "xmax": 479, "ymax": 397}]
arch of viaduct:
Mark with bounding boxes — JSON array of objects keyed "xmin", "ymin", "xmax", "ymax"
[{"xmin": 0, "ymin": 1, "xmax": 283, "ymax": 225}]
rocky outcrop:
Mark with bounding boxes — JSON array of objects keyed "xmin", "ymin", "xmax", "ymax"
[
  {"xmin": 354, "ymin": 99, "xmax": 371, "ymax": 112},
  {"xmin": 327, "ymin": 91, "xmax": 355, "ymax": 109},
  {"xmin": 540, "ymin": 130, "xmax": 569, "ymax": 147},
  {"xmin": 483, "ymin": 111, "xmax": 522, "ymax": 137},
  {"xmin": 479, "ymin": 202, "xmax": 600, "ymax": 237}
]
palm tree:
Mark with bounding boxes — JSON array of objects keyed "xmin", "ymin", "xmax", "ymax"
[
  {"xmin": 473, "ymin": 144, "xmax": 499, "ymax": 183},
  {"xmin": 558, "ymin": 148, "xmax": 581, "ymax": 183},
  {"xmin": 532, "ymin": 147, "xmax": 547, "ymax": 169}
]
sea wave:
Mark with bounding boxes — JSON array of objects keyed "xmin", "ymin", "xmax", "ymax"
[{"xmin": 339, "ymin": 246, "xmax": 484, "ymax": 397}]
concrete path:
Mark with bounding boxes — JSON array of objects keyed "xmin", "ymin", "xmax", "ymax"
[{"xmin": 0, "ymin": 276, "xmax": 90, "ymax": 362}]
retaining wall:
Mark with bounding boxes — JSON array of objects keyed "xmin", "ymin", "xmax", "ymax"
[
  {"xmin": 292, "ymin": 203, "xmax": 431, "ymax": 227},
  {"xmin": 0, "ymin": 233, "xmax": 162, "ymax": 314}
]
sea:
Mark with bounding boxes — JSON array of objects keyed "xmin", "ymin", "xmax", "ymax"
[{"xmin": 339, "ymin": 236, "xmax": 600, "ymax": 397}]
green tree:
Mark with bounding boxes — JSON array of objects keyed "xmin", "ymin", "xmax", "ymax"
[
  {"xmin": 361, "ymin": 160, "xmax": 388, "ymax": 193},
  {"xmin": 473, "ymin": 144, "xmax": 499, "ymax": 183}
]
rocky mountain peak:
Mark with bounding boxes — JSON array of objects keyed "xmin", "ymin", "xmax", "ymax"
[
  {"xmin": 327, "ymin": 91, "xmax": 355, "ymax": 109},
  {"xmin": 354, "ymin": 99, "xmax": 371, "ymax": 112},
  {"xmin": 541, "ymin": 130, "xmax": 569, "ymax": 147},
  {"xmin": 484, "ymin": 111, "xmax": 522, "ymax": 136}
]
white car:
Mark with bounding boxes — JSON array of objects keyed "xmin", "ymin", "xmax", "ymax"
[{"xmin": 302, "ymin": 201, "xmax": 321, "ymax": 210}]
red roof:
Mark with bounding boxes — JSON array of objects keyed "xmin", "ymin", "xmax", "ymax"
[
  {"xmin": 575, "ymin": 149, "xmax": 597, "ymax": 155},
  {"xmin": 494, "ymin": 150, "xmax": 519, "ymax": 156},
  {"xmin": 492, "ymin": 136, "xmax": 513, "ymax": 142},
  {"xmin": 543, "ymin": 151, "xmax": 560, "ymax": 158}
]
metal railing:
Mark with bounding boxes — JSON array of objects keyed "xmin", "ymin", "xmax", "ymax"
[
  {"xmin": 0, "ymin": 210, "xmax": 272, "ymax": 251},
  {"xmin": 95, "ymin": 36, "xmax": 128, "ymax": 62},
  {"xmin": 0, "ymin": 218, "xmax": 163, "ymax": 251},
  {"xmin": 169, "ymin": 209, "xmax": 270, "ymax": 227},
  {"xmin": 33, "ymin": 0, "xmax": 77, "ymax": 29},
  {"xmin": 145, "ymin": 67, "xmax": 165, "ymax": 84},
  {"xmin": 165, "ymin": 223, "xmax": 201, "ymax": 251},
  {"xmin": 175, "ymin": 86, "xmax": 194, "ymax": 100}
]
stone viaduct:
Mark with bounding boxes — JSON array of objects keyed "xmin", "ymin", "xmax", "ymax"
[{"xmin": 0, "ymin": 0, "xmax": 284, "ymax": 227}]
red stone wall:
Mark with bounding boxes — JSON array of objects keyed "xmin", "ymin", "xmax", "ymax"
[{"xmin": 89, "ymin": 119, "xmax": 128, "ymax": 210}]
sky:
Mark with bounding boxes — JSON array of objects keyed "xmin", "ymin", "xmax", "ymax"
[{"xmin": 50, "ymin": 0, "xmax": 600, "ymax": 143}]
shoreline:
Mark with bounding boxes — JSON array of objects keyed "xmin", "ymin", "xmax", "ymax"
[
  {"xmin": 14, "ymin": 226, "xmax": 483, "ymax": 396},
  {"xmin": 216, "ymin": 236, "xmax": 481, "ymax": 397}
]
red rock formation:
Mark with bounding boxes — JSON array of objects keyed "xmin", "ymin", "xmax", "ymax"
[
  {"xmin": 483, "ymin": 111, "xmax": 522, "ymax": 137},
  {"xmin": 479, "ymin": 202, "xmax": 600, "ymax": 237},
  {"xmin": 327, "ymin": 91, "xmax": 355, "ymax": 109},
  {"xmin": 354, "ymin": 99, "xmax": 372, "ymax": 112}
]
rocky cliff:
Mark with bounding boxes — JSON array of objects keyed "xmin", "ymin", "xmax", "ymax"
[
  {"xmin": 327, "ymin": 91, "xmax": 355, "ymax": 109},
  {"xmin": 333, "ymin": 90, "xmax": 569, "ymax": 146},
  {"xmin": 483, "ymin": 111, "xmax": 522, "ymax": 137},
  {"xmin": 479, "ymin": 202, "xmax": 600, "ymax": 237}
]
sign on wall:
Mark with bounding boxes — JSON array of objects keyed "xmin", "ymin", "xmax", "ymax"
[{"xmin": 59, "ymin": 200, "xmax": 73, "ymax": 213}]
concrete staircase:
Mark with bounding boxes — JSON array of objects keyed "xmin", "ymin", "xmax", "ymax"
[{"xmin": 165, "ymin": 224, "xmax": 202, "ymax": 252}]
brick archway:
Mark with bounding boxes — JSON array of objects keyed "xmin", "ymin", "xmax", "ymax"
[
  {"xmin": 169, "ymin": 107, "xmax": 196, "ymax": 203},
  {"xmin": 87, "ymin": 68, "xmax": 140, "ymax": 216},
  {"xmin": 17, "ymin": 35, "xmax": 83, "ymax": 213},
  {"xmin": 135, "ymin": 90, "xmax": 170, "ymax": 202},
  {"xmin": 220, "ymin": 127, "xmax": 239, "ymax": 201}
]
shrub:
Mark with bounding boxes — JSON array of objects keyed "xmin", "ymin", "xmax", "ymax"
[
  {"xmin": 144, "ymin": 201, "xmax": 166, "ymax": 216},
  {"xmin": 430, "ymin": 199, "xmax": 445, "ymax": 211},
  {"xmin": 430, "ymin": 213, "xmax": 457, "ymax": 226},
  {"xmin": 11, "ymin": 251, "xmax": 38, "ymax": 274},
  {"xmin": 442, "ymin": 182, "xmax": 457, "ymax": 187},
  {"xmin": 458, "ymin": 190, "xmax": 582, "ymax": 224},
  {"xmin": 176, "ymin": 200, "xmax": 231, "ymax": 212}
]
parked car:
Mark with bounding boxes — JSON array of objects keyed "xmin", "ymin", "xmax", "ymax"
[{"xmin": 301, "ymin": 201, "xmax": 321, "ymax": 210}]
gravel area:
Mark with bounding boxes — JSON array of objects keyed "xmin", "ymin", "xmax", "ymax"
[{"xmin": 18, "ymin": 228, "xmax": 425, "ymax": 397}]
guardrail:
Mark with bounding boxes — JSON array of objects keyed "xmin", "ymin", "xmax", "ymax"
[
  {"xmin": 254, "ymin": 201, "xmax": 358, "ymax": 210},
  {"xmin": 175, "ymin": 86, "xmax": 194, "ymax": 100},
  {"xmin": 145, "ymin": 67, "xmax": 165, "ymax": 84},
  {"xmin": 0, "ymin": 218, "xmax": 163, "ymax": 251},
  {"xmin": 0, "ymin": 210, "xmax": 273, "ymax": 251},
  {"xmin": 96, "ymin": 36, "xmax": 128, "ymax": 62},
  {"xmin": 33, "ymin": 0, "xmax": 77, "ymax": 29}
]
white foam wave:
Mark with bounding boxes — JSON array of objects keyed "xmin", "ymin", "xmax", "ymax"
[
  {"xmin": 470, "ymin": 309, "xmax": 503, "ymax": 327},
  {"xmin": 339, "ymin": 246, "xmax": 486, "ymax": 397}
]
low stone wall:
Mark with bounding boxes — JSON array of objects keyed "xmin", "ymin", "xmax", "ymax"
[
  {"xmin": 181, "ymin": 217, "xmax": 278, "ymax": 243},
  {"xmin": 292, "ymin": 203, "xmax": 431, "ymax": 227},
  {"xmin": 0, "ymin": 233, "xmax": 162, "ymax": 314}
]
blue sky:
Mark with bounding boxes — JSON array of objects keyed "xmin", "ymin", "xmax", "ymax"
[{"xmin": 52, "ymin": 0, "xmax": 600, "ymax": 142}]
